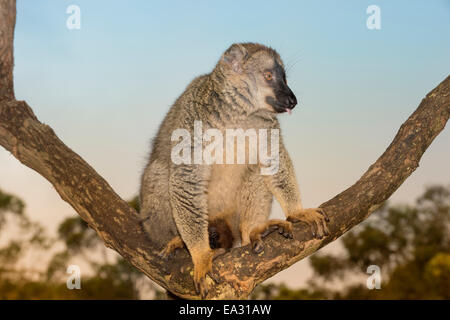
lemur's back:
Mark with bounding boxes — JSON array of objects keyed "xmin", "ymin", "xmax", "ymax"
[{"xmin": 140, "ymin": 75, "xmax": 210, "ymax": 247}]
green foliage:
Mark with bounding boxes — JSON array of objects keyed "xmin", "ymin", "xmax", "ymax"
[
  {"xmin": 0, "ymin": 188, "xmax": 25, "ymax": 231},
  {"xmin": 0, "ymin": 188, "xmax": 24, "ymax": 215},
  {"xmin": 57, "ymin": 217, "xmax": 99, "ymax": 253},
  {"xmin": 309, "ymin": 254, "xmax": 346, "ymax": 280},
  {"xmin": 0, "ymin": 189, "xmax": 162, "ymax": 299}
]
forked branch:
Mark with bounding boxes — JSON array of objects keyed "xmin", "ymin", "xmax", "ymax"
[{"xmin": 0, "ymin": 0, "xmax": 449, "ymax": 299}]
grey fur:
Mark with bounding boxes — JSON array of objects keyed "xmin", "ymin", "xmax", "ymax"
[{"xmin": 139, "ymin": 43, "xmax": 328, "ymax": 296}]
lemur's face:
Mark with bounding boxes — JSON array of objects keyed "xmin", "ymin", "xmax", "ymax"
[
  {"xmin": 246, "ymin": 51, "xmax": 297, "ymax": 114},
  {"xmin": 219, "ymin": 44, "xmax": 297, "ymax": 114}
]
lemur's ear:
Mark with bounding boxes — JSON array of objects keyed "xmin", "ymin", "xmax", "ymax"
[{"xmin": 222, "ymin": 44, "xmax": 248, "ymax": 74}]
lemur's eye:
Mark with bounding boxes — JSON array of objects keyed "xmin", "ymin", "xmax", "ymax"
[{"xmin": 264, "ymin": 71, "xmax": 273, "ymax": 81}]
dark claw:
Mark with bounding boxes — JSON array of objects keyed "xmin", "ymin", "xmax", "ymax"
[
  {"xmin": 277, "ymin": 227, "xmax": 292, "ymax": 239},
  {"xmin": 318, "ymin": 208, "xmax": 330, "ymax": 222},
  {"xmin": 201, "ymin": 287, "xmax": 208, "ymax": 299},
  {"xmin": 317, "ymin": 226, "xmax": 325, "ymax": 239},
  {"xmin": 158, "ymin": 250, "xmax": 171, "ymax": 261},
  {"xmin": 194, "ymin": 279, "xmax": 199, "ymax": 294},
  {"xmin": 316, "ymin": 222, "xmax": 323, "ymax": 238},
  {"xmin": 261, "ymin": 229, "xmax": 272, "ymax": 237},
  {"xmin": 284, "ymin": 231, "xmax": 292, "ymax": 238},
  {"xmin": 252, "ymin": 239, "xmax": 264, "ymax": 254},
  {"xmin": 262, "ymin": 225, "xmax": 278, "ymax": 237},
  {"xmin": 196, "ymin": 278, "xmax": 208, "ymax": 299},
  {"xmin": 208, "ymin": 272, "xmax": 220, "ymax": 284},
  {"xmin": 322, "ymin": 221, "xmax": 329, "ymax": 236}
]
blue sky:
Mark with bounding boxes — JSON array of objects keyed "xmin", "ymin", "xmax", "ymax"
[{"xmin": 1, "ymin": 0, "xmax": 449, "ymax": 287}]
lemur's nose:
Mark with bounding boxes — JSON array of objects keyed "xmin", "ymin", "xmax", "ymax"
[{"xmin": 287, "ymin": 93, "xmax": 297, "ymax": 109}]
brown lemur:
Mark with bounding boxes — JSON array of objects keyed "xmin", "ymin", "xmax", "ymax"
[{"xmin": 139, "ymin": 43, "xmax": 329, "ymax": 298}]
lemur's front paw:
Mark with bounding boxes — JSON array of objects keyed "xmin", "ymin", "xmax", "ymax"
[
  {"xmin": 249, "ymin": 219, "xmax": 293, "ymax": 254},
  {"xmin": 287, "ymin": 208, "xmax": 330, "ymax": 239},
  {"xmin": 192, "ymin": 248, "xmax": 225, "ymax": 299}
]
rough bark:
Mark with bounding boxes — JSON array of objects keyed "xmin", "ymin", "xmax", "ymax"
[
  {"xmin": 0, "ymin": 0, "xmax": 449, "ymax": 299},
  {"xmin": 0, "ymin": 0, "xmax": 15, "ymax": 101}
]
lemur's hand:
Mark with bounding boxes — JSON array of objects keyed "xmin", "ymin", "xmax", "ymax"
[{"xmin": 287, "ymin": 208, "xmax": 330, "ymax": 239}]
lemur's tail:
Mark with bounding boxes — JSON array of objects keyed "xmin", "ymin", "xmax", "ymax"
[{"xmin": 208, "ymin": 218, "xmax": 233, "ymax": 249}]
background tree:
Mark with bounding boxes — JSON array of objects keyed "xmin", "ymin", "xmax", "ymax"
[{"xmin": 0, "ymin": 188, "xmax": 163, "ymax": 299}]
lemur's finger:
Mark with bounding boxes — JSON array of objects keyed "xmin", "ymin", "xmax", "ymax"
[
  {"xmin": 261, "ymin": 225, "xmax": 278, "ymax": 237},
  {"xmin": 278, "ymin": 226, "xmax": 293, "ymax": 239},
  {"xmin": 200, "ymin": 280, "xmax": 208, "ymax": 299},
  {"xmin": 313, "ymin": 221, "xmax": 321, "ymax": 239},
  {"xmin": 207, "ymin": 271, "xmax": 221, "ymax": 284},
  {"xmin": 318, "ymin": 208, "xmax": 330, "ymax": 222},
  {"xmin": 252, "ymin": 238, "xmax": 264, "ymax": 254},
  {"xmin": 322, "ymin": 219, "xmax": 330, "ymax": 236},
  {"xmin": 194, "ymin": 278, "xmax": 200, "ymax": 294},
  {"xmin": 158, "ymin": 249, "xmax": 171, "ymax": 260}
]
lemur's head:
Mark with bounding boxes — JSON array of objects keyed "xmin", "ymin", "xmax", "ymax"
[{"xmin": 216, "ymin": 42, "xmax": 297, "ymax": 114}]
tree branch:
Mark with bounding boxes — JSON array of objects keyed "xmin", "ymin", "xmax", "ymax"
[
  {"xmin": 0, "ymin": 0, "xmax": 15, "ymax": 101},
  {"xmin": 0, "ymin": 0, "xmax": 449, "ymax": 299}
]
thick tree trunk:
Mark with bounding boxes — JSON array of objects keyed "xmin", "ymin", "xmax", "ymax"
[
  {"xmin": 0, "ymin": 0, "xmax": 15, "ymax": 101},
  {"xmin": 0, "ymin": 0, "xmax": 449, "ymax": 299}
]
